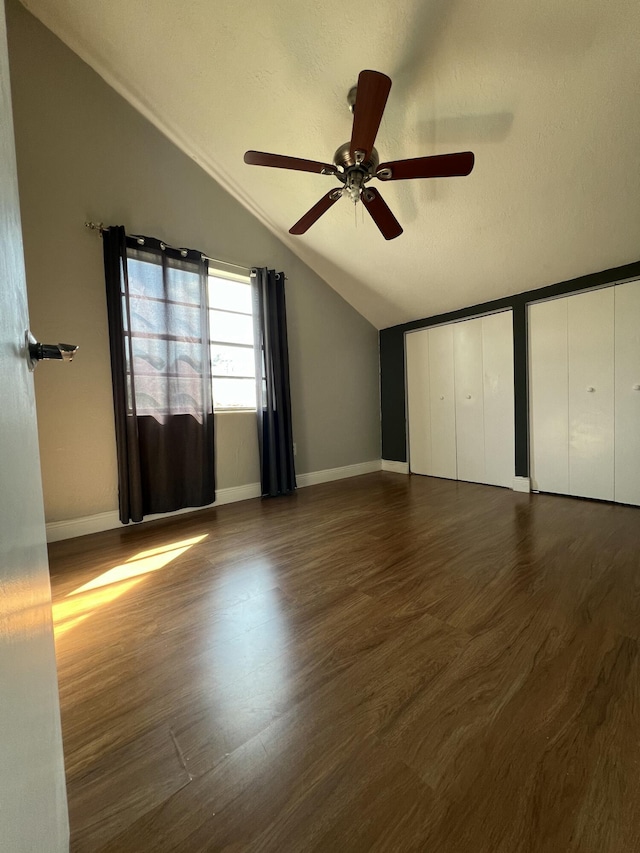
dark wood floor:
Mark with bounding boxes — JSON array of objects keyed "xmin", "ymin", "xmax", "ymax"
[{"xmin": 49, "ymin": 472, "xmax": 640, "ymax": 852}]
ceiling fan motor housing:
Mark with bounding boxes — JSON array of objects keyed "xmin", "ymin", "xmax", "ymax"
[
  {"xmin": 333, "ymin": 142, "xmax": 380, "ymax": 203},
  {"xmin": 333, "ymin": 141, "xmax": 379, "ymax": 174}
]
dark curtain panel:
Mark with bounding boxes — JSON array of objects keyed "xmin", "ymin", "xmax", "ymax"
[
  {"xmin": 103, "ymin": 226, "xmax": 214, "ymax": 523},
  {"xmin": 251, "ymin": 268, "xmax": 296, "ymax": 496}
]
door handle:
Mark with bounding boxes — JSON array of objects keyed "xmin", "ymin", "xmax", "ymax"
[{"xmin": 26, "ymin": 331, "xmax": 78, "ymax": 371}]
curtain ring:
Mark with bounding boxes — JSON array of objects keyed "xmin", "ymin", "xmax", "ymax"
[
  {"xmin": 136, "ymin": 237, "xmax": 145, "ymax": 245},
  {"xmin": 180, "ymin": 249, "xmax": 188, "ymax": 257}
]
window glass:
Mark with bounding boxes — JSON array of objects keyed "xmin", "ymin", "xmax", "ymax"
[
  {"xmin": 128, "ymin": 257, "xmax": 201, "ymax": 304},
  {"xmin": 212, "ymin": 377, "xmax": 256, "ymax": 410},
  {"xmin": 130, "ymin": 295, "xmax": 201, "ymax": 339},
  {"xmin": 209, "ymin": 309, "xmax": 253, "ymax": 346},
  {"xmin": 208, "ymin": 276, "xmax": 253, "ymax": 313},
  {"xmin": 131, "ymin": 338, "xmax": 203, "ymax": 376},
  {"xmin": 211, "ymin": 344, "xmax": 255, "ymax": 377},
  {"xmin": 208, "ymin": 272, "xmax": 256, "ymax": 410}
]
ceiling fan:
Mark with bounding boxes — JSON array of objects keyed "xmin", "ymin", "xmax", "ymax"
[{"xmin": 244, "ymin": 69, "xmax": 475, "ymax": 241}]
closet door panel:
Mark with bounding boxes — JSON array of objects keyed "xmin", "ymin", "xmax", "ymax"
[
  {"xmin": 482, "ymin": 311, "xmax": 515, "ymax": 487},
  {"xmin": 454, "ymin": 318, "xmax": 485, "ymax": 483},
  {"xmin": 568, "ymin": 288, "xmax": 614, "ymax": 500},
  {"xmin": 529, "ymin": 298, "xmax": 569, "ymax": 494},
  {"xmin": 406, "ymin": 330, "xmax": 431, "ymax": 475},
  {"xmin": 428, "ymin": 324, "xmax": 457, "ymax": 479},
  {"xmin": 615, "ymin": 280, "xmax": 640, "ymax": 505}
]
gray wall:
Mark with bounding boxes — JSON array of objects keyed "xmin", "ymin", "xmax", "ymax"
[{"xmin": 6, "ymin": 0, "xmax": 380, "ymax": 524}]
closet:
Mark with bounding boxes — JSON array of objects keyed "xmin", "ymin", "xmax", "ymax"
[
  {"xmin": 528, "ymin": 279, "xmax": 640, "ymax": 505},
  {"xmin": 406, "ymin": 310, "xmax": 515, "ymax": 488}
]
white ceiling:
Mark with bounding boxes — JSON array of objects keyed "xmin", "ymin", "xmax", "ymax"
[{"xmin": 20, "ymin": 0, "xmax": 640, "ymax": 328}]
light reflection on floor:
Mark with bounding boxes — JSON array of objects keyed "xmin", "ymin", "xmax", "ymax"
[{"xmin": 203, "ymin": 560, "xmax": 293, "ymax": 759}]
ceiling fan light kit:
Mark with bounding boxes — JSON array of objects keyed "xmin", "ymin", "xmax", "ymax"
[{"xmin": 244, "ymin": 70, "xmax": 475, "ymax": 240}]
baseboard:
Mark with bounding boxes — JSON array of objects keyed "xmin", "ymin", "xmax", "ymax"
[
  {"xmin": 211, "ymin": 482, "xmax": 262, "ymax": 506},
  {"xmin": 45, "ymin": 461, "xmax": 382, "ymax": 542},
  {"xmin": 513, "ymin": 477, "xmax": 531, "ymax": 493},
  {"xmin": 46, "ymin": 510, "xmax": 122, "ymax": 542},
  {"xmin": 381, "ymin": 459, "xmax": 410, "ymax": 474},
  {"xmin": 296, "ymin": 459, "xmax": 381, "ymax": 488},
  {"xmin": 45, "ymin": 482, "xmax": 262, "ymax": 543}
]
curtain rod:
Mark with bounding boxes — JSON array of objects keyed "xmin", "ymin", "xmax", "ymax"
[{"xmin": 84, "ymin": 221, "xmax": 252, "ymax": 274}]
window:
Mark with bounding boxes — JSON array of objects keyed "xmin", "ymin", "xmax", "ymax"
[
  {"xmin": 208, "ymin": 269, "xmax": 256, "ymax": 410},
  {"xmin": 124, "ymin": 249, "xmax": 210, "ymax": 422}
]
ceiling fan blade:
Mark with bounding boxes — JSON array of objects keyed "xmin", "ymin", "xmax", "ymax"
[
  {"xmin": 361, "ymin": 188, "xmax": 403, "ymax": 240},
  {"xmin": 349, "ymin": 70, "xmax": 392, "ymax": 164},
  {"xmin": 244, "ymin": 150, "xmax": 337, "ymax": 175},
  {"xmin": 377, "ymin": 151, "xmax": 475, "ymax": 181},
  {"xmin": 289, "ymin": 189, "xmax": 343, "ymax": 235}
]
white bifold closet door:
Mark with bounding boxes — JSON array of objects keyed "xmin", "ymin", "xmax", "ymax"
[
  {"xmin": 406, "ymin": 324, "xmax": 457, "ymax": 479},
  {"xmin": 529, "ymin": 283, "xmax": 640, "ymax": 505},
  {"xmin": 406, "ymin": 311, "xmax": 514, "ymax": 487},
  {"xmin": 529, "ymin": 298, "xmax": 570, "ymax": 494},
  {"xmin": 452, "ymin": 312, "xmax": 515, "ymax": 487},
  {"xmin": 405, "ymin": 326, "xmax": 432, "ymax": 476},
  {"xmin": 482, "ymin": 311, "xmax": 516, "ymax": 488},
  {"xmin": 568, "ymin": 288, "xmax": 614, "ymax": 500},
  {"xmin": 453, "ymin": 318, "xmax": 485, "ymax": 483},
  {"xmin": 428, "ymin": 324, "xmax": 457, "ymax": 479},
  {"xmin": 407, "ymin": 325, "xmax": 455, "ymax": 478},
  {"xmin": 615, "ymin": 281, "xmax": 640, "ymax": 505},
  {"xmin": 530, "ymin": 289, "xmax": 615, "ymax": 499}
]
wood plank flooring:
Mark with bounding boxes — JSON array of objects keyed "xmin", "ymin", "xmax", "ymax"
[{"xmin": 48, "ymin": 473, "xmax": 640, "ymax": 852}]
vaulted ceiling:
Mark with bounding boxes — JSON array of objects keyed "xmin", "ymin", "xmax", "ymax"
[{"xmin": 20, "ymin": 0, "xmax": 640, "ymax": 328}]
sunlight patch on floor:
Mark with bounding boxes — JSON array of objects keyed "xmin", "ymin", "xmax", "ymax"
[
  {"xmin": 54, "ymin": 577, "xmax": 145, "ymax": 637},
  {"xmin": 53, "ymin": 534, "xmax": 209, "ymax": 637},
  {"xmin": 68, "ymin": 534, "xmax": 209, "ymax": 595}
]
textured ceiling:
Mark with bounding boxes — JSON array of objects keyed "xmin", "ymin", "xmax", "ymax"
[{"xmin": 20, "ymin": 0, "xmax": 640, "ymax": 328}]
